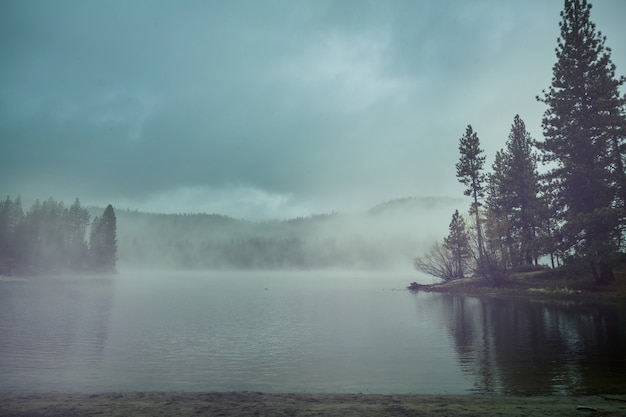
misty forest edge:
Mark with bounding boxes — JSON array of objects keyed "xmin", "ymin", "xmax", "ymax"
[
  {"xmin": 2, "ymin": 0, "xmax": 626, "ymax": 288},
  {"xmin": 0, "ymin": 199, "xmax": 117, "ymax": 275}
]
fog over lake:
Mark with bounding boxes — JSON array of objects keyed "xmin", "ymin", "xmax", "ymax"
[{"xmin": 1, "ymin": 271, "xmax": 624, "ymax": 395}]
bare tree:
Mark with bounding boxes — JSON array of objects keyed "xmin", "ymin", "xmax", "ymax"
[{"xmin": 414, "ymin": 242, "xmax": 459, "ymax": 281}]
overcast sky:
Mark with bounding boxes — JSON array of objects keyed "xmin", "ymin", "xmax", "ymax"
[{"xmin": 1, "ymin": 0, "xmax": 625, "ymax": 219}]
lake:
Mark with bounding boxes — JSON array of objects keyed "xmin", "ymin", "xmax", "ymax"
[{"xmin": 1, "ymin": 271, "xmax": 625, "ymax": 395}]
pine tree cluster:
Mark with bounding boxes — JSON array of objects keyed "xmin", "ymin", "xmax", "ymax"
[
  {"xmin": 0, "ymin": 196, "xmax": 117, "ymax": 275},
  {"xmin": 416, "ymin": 0, "xmax": 625, "ymax": 285}
]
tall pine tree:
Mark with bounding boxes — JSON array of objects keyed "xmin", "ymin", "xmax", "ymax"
[
  {"xmin": 0, "ymin": 195, "xmax": 24, "ymax": 274},
  {"xmin": 537, "ymin": 0, "xmax": 626, "ymax": 284},
  {"xmin": 487, "ymin": 115, "xmax": 542, "ymax": 267},
  {"xmin": 89, "ymin": 204, "xmax": 117, "ymax": 272},
  {"xmin": 456, "ymin": 125, "xmax": 486, "ymax": 259}
]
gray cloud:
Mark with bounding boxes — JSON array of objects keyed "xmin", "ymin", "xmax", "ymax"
[{"xmin": 1, "ymin": 0, "xmax": 625, "ymax": 218}]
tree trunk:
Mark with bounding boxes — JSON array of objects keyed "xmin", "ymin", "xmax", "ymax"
[
  {"xmin": 611, "ymin": 136, "xmax": 626, "ymax": 210},
  {"xmin": 592, "ymin": 260, "xmax": 615, "ymax": 285},
  {"xmin": 473, "ymin": 193, "xmax": 484, "ymax": 260}
]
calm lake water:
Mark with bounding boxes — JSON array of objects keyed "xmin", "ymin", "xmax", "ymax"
[{"xmin": 1, "ymin": 271, "xmax": 625, "ymax": 395}]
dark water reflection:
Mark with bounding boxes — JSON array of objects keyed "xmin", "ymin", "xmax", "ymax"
[{"xmin": 432, "ymin": 294, "xmax": 626, "ymax": 395}]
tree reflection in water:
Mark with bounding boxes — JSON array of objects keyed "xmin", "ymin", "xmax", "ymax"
[{"xmin": 431, "ymin": 294, "xmax": 625, "ymax": 395}]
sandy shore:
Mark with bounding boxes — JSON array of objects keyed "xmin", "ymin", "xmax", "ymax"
[{"xmin": 2, "ymin": 392, "xmax": 626, "ymax": 416}]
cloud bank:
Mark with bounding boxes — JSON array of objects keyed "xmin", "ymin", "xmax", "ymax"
[{"xmin": 1, "ymin": 0, "xmax": 625, "ymax": 218}]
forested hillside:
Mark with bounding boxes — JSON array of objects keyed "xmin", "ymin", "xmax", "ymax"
[{"xmin": 115, "ymin": 197, "xmax": 462, "ymax": 270}]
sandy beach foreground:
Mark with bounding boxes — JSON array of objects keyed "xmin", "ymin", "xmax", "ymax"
[{"xmin": 1, "ymin": 392, "xmax": 626, "ymax": 416}]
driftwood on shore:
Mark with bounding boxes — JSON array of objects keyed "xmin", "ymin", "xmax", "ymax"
[
  {"xmin": 407, "ymin": 277, "xmax": 480, "ymax": 293},
  {"xmin": 407, "ymin": 282, "xmax": 432, "ymax": 291}
]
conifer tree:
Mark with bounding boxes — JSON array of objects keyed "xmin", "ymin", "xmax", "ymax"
[
  {"xmin": 486, "ymin": 150, "xmax": 514, "ymax": 265},
  {"xmin": 101, "ymin": 204, "xmax": 117, "ymax": 270},
  {"xmin": 487, "ymin": 115, "xmax": 542, "ymax": 267},
  {"xmin": 456, "ymin": 125, "xmax": 486, "ymax": 259},
  {"xmin": 443, "ymin": 210, "xmax": 471, "ymax": 279},
  {"xmin": 0, "ymin": 195, "xmax": 24, "ymax": 274},
  {"xmin": 89, "ymin": 205, "xmax": 117, "ymax": 272},
  {"xmin": 537, "ymin": 0, "xmax": 626, "ymax": 283}
]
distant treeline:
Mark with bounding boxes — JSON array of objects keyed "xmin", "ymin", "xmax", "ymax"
[
  {"xmin": 0, "ymin": 196, "xmax": 117, "ymax": 275},
  {"xmin": 1, "ymin": 195, "xmax": 458, "ymax": 273},
  {"xmin": 115, "ymin": 198, "xmax": 454, "ymax": 270},
  {"xmin": 120, "ymin": 227, "xmax": 395, "ymax": 270}
]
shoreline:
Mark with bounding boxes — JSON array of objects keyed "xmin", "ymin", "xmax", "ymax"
[
  {"xmin": 407, "ymin": 270, "xmax": 626, "ymax": 304},
  {"xmin": 2, "ymin": 392, "xmax": 626, "ymax": 416}
]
